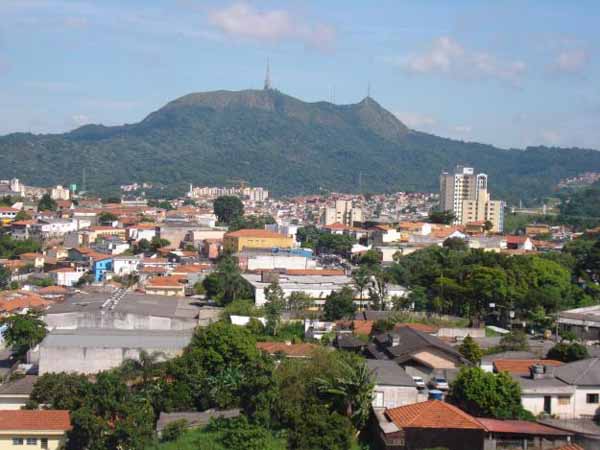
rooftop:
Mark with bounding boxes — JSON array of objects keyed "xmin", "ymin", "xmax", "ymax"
[
  {"xmin": 476, "ymin": 418, "xmax": 570, "ymax": 436},
  {"xmin": 225, "ymin": 229, "xmax": 289, "ymax": 238},
  {"xmin": 0, "ymin": 375, "xmax": 38, "ymax": 396},
  {"xmin": 256, "ymin": 342, "xmax": 319, "ymax": 358},
  {"xmin": 45, "ymin": 289, "xmax": 202, "ymax": 320},
  {"xmin": 494, "ymin": 359, "xmax": 563, "ymax": 375},
  {"xmin": 385, "ymin": 400, "xmax": 483, "ymax": 430},
  {"xmin": 0, "ymin": 410, "xmax": 71, "ymax": 431},
  {"xmin": 366, "ymin": 359, "xmax": 416, "ymax": 387},
  {"xmin": 554, "ymin": 358, "xmax": 600, "ymax": 386},
  {"xmin": 41, "ymin": 328, "xmax": 193, "ymax": 349}
]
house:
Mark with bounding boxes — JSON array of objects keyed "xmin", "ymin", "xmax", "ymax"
[
  {"xmin": 223, "ymin": 229, "xmax": 294, "ymax": 253},
  {"xmin": 558, "ymin": 305, "xmax": 600, "ymax": 343},
  {"xmin": 31, "ymin": 219, "xmax": 77, "ymax": 240},
  {"xmin": 367, "ymin": 360, "xmax": 419, "ymax": 409},
  {"xmin": 18, "ymin": 253, "xmax": 45, "ymax": 269},
  {"xmin": 505, "ymin": 236, "xmax": 534, "ymax": 251},
  {"xmin": 112, "ymin": 256, "xmax": 140, "ymax": 277},
  {"xmin": 477, "ymin": 417, "xmax": 572, "ymax": 450},
  {"xmin": 0, "ymin": 375, "xmax": 38, "ymax": 410},
  {"xmin": 480, "ymin": 351, "xmax": 540, "ymax": 372},
  {"xmin": 10, "ymin": 220, "xmax": 36, "ymax": 240},
  {"xmin": 493, "ymin": 359, "xmax": 563, "ymax": 376},
  {"xmin": 513, "ymin": 359, "xmax": 600, "ymax": 419},
  {"xmin": 0, "ymin": 207, "xmax": 18, "ymax": 224},
  {"xmin": 126, "ymin": 223, "xmax": 159, "ymax": 242},
  {"xmin": 91, "ymin": 235, "xmax": 130, "ymax": 255},
  {"xmin": 0, "ymin": 409, "xmax": 71, "ymax": 449},
  {"xmin": 367, "ymin": 327, "xmax": 468, "ymax": 381},
  {"xmin": 256, "ymin": 342, "xmax": 319, "ymax": 359},
  {"xmin": 144, "ymin": 276, "xmax": 186, "ymax": 297},
  {"xmin": 48, "ymin": 267, "xmax": 86, "ymax": 287},
  {"xmin": 92, "ymin": 256, "xmax": 113, "ymax": 283},
  {"xmin": 373, "ymin": 400, "xmax": 485, "ymax": 450}
]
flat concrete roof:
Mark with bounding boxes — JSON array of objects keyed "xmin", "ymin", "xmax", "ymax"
[
  {"xmin": 243, "ymin": 273, "xmax": 352, "ymax": 290},
  {"xmin": 45, "ymin": 289, "xmax": 202, "ymax": 320},
  {"xmin": 41, "ymin": 328, "xmax": 193, "ymax": 349}
]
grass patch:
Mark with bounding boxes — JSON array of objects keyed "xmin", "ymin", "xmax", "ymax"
[{"xmin": 148, "ymin": 427, "xmax": 286, "ymax": 450}]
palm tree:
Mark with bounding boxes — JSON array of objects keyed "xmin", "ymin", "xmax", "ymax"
[
  {"xmin": 315, "ymin": 355, "xmax": 375, "ymax": 430},
  {"xmin": 119, "ymin": 350, "xmax": 165, "ymax": 385},
  {"xmin": 352, "ymin": 266, "xmax": 371, "ymax": 310}
]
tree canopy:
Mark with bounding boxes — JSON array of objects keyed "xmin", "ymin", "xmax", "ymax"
[{"xmin": 213, "ymin": 196, "xmax": 244, "ymax": 224}]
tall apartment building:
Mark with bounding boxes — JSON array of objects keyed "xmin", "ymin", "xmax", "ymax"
[
  {"xmin": 439, "ymin": 166, "xmax": 504, "ymax": 232},
  {"xmin": 322, "ymin": 200, "xmax": 363, "ymax": 227}
]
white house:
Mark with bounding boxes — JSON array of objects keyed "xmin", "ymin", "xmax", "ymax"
[
  {"xmin": 49, "ymin": 267, "xmax": 86, "ymax": 287},
  {"xmin": 31, "ymin": 219, "xmax": 78, "ymax": 239},
  {"xmin": 112, "ymin": 256, "xmax": 140, "ymax": 276},
  {"xmin": 367, "ymin": 359, "xmax": 419, "ymax": 409}
]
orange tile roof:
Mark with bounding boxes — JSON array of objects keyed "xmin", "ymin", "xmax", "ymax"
[
  {"xmin": 225, "ymin": 229, "xmax": 288, "ymax": 238},
  {"xmin": 0, "ymin": 207, "xmax": 18, "ymax": 213},
  {"xmin": 172, "ymin": 264, "xmax": 211, "ymax": 273},
  {"xmin": 337, "ymin": 320, "xmax": 374, "ymax": 336},
  {"xmin": 256, "ymin": 342, "xmax": 319, "ymax": 358},
  {"xmin": 37, "ymin": 286, "xmax": 69, "ymax": 295},
  {"xmin": 551, "ymin": 445, "xmax": 584, "ymax": 450},
  {"xmin": 0, "ymin": 410, "xmax": 71, "ymax": 431},
  {"xmin": 493, "ymin": 359, "xmax": 563, "ymax": 375},
  {"xmin": 385, "ymin": 400, "xmax": 483, "ymax": 430},
  {"xmin": 0, "ymin": 292, "xmax": 50, "ymax": 313},
  {"xmin": 146, "ymin": 276, "xmax": 186, "ymax": 288},
  {"xmin": 476, "ymin": 418, "xmax": 570, "ymax": 436},
  {"xmin": 11, "ymin": 220, "xmax": 36, "ymax": 226}
]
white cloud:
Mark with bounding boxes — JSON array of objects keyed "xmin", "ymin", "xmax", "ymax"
[
  {"xmin": 208, "ymin": 3, "xmax": 335, "ymax": 50},
  {"xmin": 540, "ymin": 129, "xmax": 561, "ymax": 145},
  {"xmin": 394, "ymin": 111, "xmax": 437, "ymax": 130},
  {"xmin": 71, "ymin": 114, "xmax": 90, "ymax": 126},
  {"xmin": 452, "ymin": 125, "xmax": 472, "ymax": 134},
  {"xmin": 554, "ymin": 49, "xmax": 589, "ymax": 73},
  {"xmin": 398, "ymin": 36, "xmax": 526, "ymax": 85}
]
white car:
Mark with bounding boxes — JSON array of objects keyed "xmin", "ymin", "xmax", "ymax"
[
  {"xmin": 430, "ymin": 377, "xmax": 449, "ymax": 391},
  {"xmin": 412, "ymin": 376, "xmax": 426, "ymax": 390}
]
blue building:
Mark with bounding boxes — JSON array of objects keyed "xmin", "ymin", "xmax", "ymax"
[{"xmin": 93, "ymin": 257, "xmax": 113, "ymax": 282}]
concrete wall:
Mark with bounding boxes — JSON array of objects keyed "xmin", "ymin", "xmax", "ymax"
[
  {"xmin": 521, "ymin": 393, "xmax": 575, "ymax": 418},
  {"xmin": 573, "ymin": 387, "xmax": 600, "ymax": 418},
  {"xmin": 0, "ymin": 396, "xmax": 28, "ymax": 411},
  {"xmin": 0, "ymin": 433, "xmax": 65, "ymax": 450},
  {"xmin": 39, "ymin": 345, "xmax": 184, "ymax": 375},
  {"xmin": 246, "ymin": 255, "xmax": 314, "ymax": 271},
  {"xmin": 372, "ymin": 385, "xmax": 418, "ymax": 409},
  {"xmin": 44, "ymin": 311, "xmax": 197, "ymax": 331}
]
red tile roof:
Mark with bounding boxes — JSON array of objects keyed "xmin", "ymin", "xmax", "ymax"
[
  {"xmin": 385, "ymin": 400, "xmax": 484, "ymax": 430},
  {"xmin": 476, "ymin": 418, "xmax": 570, "ymax": 436},
  {"xmin": 256, "ymin": 342, "xmax": 319, "ymax": 358},
  {"xmin": 494, "ymin": 359, "xmax": 563, "ymax": 375},
  {"xmin": 337, "ymin": 320, "xmax": 374, "ymax": 336},
  {"xmin": 395, "ymin": 322, "xmax": 439, "ymax": 334},
  {"xmin": 550, "ymin": 445, "xmax": 584, "ymax": 450},
  {"xmin": 146, "ymin": 276, "xmax": 186, "ymax": 288},
  {"xmin": 225, "ymin": 229, "xmax": 288, "ymax": 238},
  {"xmin": 0, "ymin": 410, "xmax": 71, "ymax": 431}
]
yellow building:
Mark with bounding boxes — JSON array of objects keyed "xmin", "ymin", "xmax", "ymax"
[
  {"xmin": 224, "ymin": 229, "xmax": 294, "ymax": 253},
  {"xmin": 0, "ymin": 410, "xmax": 71, "ymax": 450},
  {"xmin": 81, "ymin": 226, "xmax": 127, "ymax": 246}
]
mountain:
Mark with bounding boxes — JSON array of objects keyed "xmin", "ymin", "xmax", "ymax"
[{"xmin": 1, "ymin": 88, "xmax": 600, "ymax": 203}]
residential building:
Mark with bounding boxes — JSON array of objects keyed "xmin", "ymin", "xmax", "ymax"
[
  {"xmin": 144, "ymin": 276, "xmax": 186, "ymax": 297},
  {"xmin": 558, "ymin": 305, "xmax": 600, "ymax": 343},
  {"xmin": 10, "ymin": 220, "xmax": 36, "ymax": 240},
  {"xmin": 322, "ymin": 200, "xmax": 363, "ymax": 227},
  {"xmin": 0, "ymin": 376, "xmax": 37, "ymax": 410},
  {"xmin": 366, "ymin": 327, "xmax": 468, "ymax": 381},
  {"xmin": 92, "ymin": 257, "xmax": 113, "ymax": 282},
  {"xmin": 439, "ymin": 166, "xmax": 504, "ymax": 232},
  {"xmin": 48, "ymin": 267, "xmax": 86, "ymax": 287},
  {"xmin": 0, "ymin": 207, "xmax": 18, "ymax": 224},
  {"xmin": 223, "ymin": 229, "xmax": 294, "ymax": 253},
  {"xmin": 112, "ymin": 256, "xmax": 140, "ymax": 277},
  {"xmin": 31, "ymin": 219, "xmax": 78, "ymax": 240},
  {"xmin": 367, "ymin": 360, "xmax": 419, "ymax": 409},
  {"xmin": 50, "ymin": 185, "xmax": 70, "ymax": 201},
  {"xmin": 373, "ymin": 400, "xmax": 485, "ymax": 450},
  {"xmin": 126, "ymin": 224, "xmax": 159, "ymax": 242},
  {"xmin": 0, "ymin": 410, "xmax": 71, "ymax": 450},
  {"xmin": 80, "ymin": 226, "xmax": 127, "ymax": 246}
]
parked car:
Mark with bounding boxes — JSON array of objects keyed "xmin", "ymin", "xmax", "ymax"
[
  {"xmin": 430, "ymin": 377, "xmax": 449, "ymax": 391},
  {"xmin": 412, "ymin": 376, "xmax": 426, "ymax": 390}
]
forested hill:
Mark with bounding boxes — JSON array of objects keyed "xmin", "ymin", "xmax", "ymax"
[{"xmin": 1, "ymin": 88, "xmax": 599, "ymax": 203}]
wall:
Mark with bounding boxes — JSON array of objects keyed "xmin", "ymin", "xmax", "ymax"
[
  {"xmin": 372, "ymin": 385, "xmax": 418, "ymax": 409},
  {"xmin": 573, "ymin": 387, "xmax": 600, "ymax": 418},
  {"xmin": 39, "ymin": 345, "xmax": 184, "ymax": 375},
  {"xmin": 521, "ymin": 393, "xmax": 575, "ymax": 419},
  {"xmin": 246, "ymin": 255, "xmax": 313, "ymax": 271},
  {"xmin": 43, "ymin": 311, "xmax": 197, "ymax": 331},
  {"xmin": 0, "ymin": 432, "xmax": 65, "ymax": 450},
  {"xmin": 0, "ymin": 396, "xmax": 28, "ymax": 411}
]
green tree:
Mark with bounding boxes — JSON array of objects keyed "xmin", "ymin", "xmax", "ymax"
[
  {"xmin": 28, "ymin": 373, "xmax": 92, "ymax": 411},
  {"xmin": 159, "ymin": 419, "xmax": 188, "ymax": 443},
  {"xmin": 547, "ymin": 342, "xmax": 590, "ymax": 363},
  {"xmin": 150, "ymin": 236, "xmax": 171, "ymax": 251},
  {"xmin": 498, "ymin": 331, "xmax": 529, "ymax": 352},
  {"xmin": 213, "ymin": 196, "xmax": 244, "ymax": 224},
  {"xmin": 352, "ymin": 266, "xmax": 371, "ymax": 309},
  {"xmin": 98, "ymin": 212, "xmax": 118, "ymax": 225},
  {"xmin": 406, "ymin": 286, "xmax": 428, "ymax": 311},
  {"xmin": 118, "ymin": 350, "xmax": 165, "ymax": 386},
  {"xmin": 323, "ymin": 287, "xmax": 356, "ymax": 321},
  {"xmin": 287, "ymin": 405, "xmax": 353, "ymax": 450},
  {"xmin": 447, "ymin": 367, "xmax": 533, "ymax": 420},
  {"xmin": 37, "ymin": 193, "xmax": 57, "ymax": 211},
  {"xmin": 287, "ymin": 291, "xmax": 314, "ymax": 315},
  {"xmin": 208, "ymin": 416, "xmax": 269, "ymax": 450},
  {"xmin": 315, "ymin": 352, "xmax": 374, "ymax": 430},
  {"xmin": 428, "ymin": 210, "xmax": 455, "ymax": 225},
  {"xmin": 205, "ymin": 256, "xmax": 252, "ymax": 304},
  {"xmin": 263, "ymin": 281, "xmax": 285, "ymax": 336},
  {"xmin": 443, "ymin": 237, "xmax": 468, "ymax": 251},
  {"xmin": 357, "ymin": 249, "xmax": 381, "ymax": 267},
  {"xmin": 458, "ymin": 335, "xmax": 483, "ymax": 365},
  {"xmin": 14, "ymin": 210, "xmax": 31, "ymax": 221},
  {"xmin": 0, "ymin": 310, "xmax": 47, "ymax": 358},
  {"xmin": 0, "ymin": 266, "xmax": 9, "ymax": 290},
  {"xmin": 368, "ymin": 266, "xmax": 391, "ymax": 311}
]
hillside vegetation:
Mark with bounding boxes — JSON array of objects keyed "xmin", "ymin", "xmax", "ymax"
[{"xmin": 1, "ymin": 89, "xmax": 599, "ymax": 203}]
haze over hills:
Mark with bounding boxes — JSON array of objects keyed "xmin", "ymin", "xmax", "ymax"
[{"xmin": 1, "ymin": 88, "xmax": 600, "ymax": 203}]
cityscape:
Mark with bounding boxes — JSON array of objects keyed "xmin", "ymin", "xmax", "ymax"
[{"xmin": 1, "ymin": 2, "xmax": 600, "ymax": 450}]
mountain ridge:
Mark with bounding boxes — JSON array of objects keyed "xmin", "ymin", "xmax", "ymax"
[{"xmin": 1, "ymin": 88, "xmax": 599, "ymax": 203}]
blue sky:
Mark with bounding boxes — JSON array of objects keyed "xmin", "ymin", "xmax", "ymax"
[{"xmin": 1, "ymin": 0, "xmax": 598, "ymax": 149}]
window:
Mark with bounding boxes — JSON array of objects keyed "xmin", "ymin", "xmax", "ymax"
[
  {"xmin": 587, "ymin": 393, "xmax": 599, "ymax": 404},
  {"xmin": 41, "ymin": 439, "xmax": 48, "ymax": 450},
  {"xmin": 26, "ymin": 438, "xmax": 37, "ymax": 445},
  {"xmin": 373, "ymin": 391, "xmax": 384, "ymax": 408},
  {"xmin": 558, "ymin": 396, "xmax": 570, "ymax": 405},
  {"xmin": 12, "ymin": 438, "xmax": 24, "ymax": 445}
]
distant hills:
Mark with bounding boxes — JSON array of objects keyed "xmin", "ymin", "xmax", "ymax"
[{"xmin": 1, "ymin": 88, "xmax": 600, "ymax": 203}]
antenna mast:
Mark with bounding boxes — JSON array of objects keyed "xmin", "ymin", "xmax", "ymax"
[{"xmin": 264, "ymin": 59, "xmax": 272, "ymax": 90}]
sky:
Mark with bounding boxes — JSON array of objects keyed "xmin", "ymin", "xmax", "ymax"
[{"xmin": 1, "ymin": 0, "xmax": 599, "ymax": 150}]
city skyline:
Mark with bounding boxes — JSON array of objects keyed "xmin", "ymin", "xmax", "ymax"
[{"xmin": 0, "ymin": 0, "xmax": 598, "ymax": 150}]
